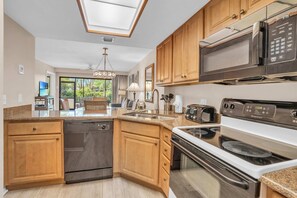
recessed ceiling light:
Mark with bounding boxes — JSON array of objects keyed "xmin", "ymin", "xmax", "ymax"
[{"xmin": 77, "ymin": 0, "xmax": 148, "ymax": 37}]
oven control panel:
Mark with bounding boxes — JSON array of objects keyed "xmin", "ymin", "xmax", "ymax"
[
  {"xmin": 268, "ymin": 15, "xmax": 297, "ymax": 64},
  {"xmin": 221, "ymin": 98, "xmax": 297, "ymax": 129},
  {"xmin": 243, "ymin": 104, "xmax": 276, "ymax": 118}
]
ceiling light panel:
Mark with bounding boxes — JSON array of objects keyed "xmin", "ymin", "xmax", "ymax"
[{"xmin": 77, "ymin": 0, "xmax": 147, "ymax": 37}]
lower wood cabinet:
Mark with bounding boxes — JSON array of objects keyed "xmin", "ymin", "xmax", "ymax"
[
  {"xmin": 120, "ymin": 129, "xmax": 160, "ymax": 186},
  {"xmin": 7, "ymin": 134, "xmax": 63, "ymax": 184},
  {"xmin": 5, "ymin": 120, "xmax": 64, "ymax": 189},
  {"xmin": 159, "ymin": 127, "xmax": 172, "ymax": 197},
  {"xmin": 266, "ymin": 187, "xmax": 286, "ymax": 198}
]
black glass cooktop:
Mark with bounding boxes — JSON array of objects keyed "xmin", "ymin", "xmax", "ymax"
[{"xmin": 180, "ymin": 127, "xmax": 289, "ymax": 166}]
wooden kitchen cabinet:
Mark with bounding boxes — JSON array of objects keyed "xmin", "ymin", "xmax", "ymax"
[
  {"xmin": 205, "ymin": 0, "xmax": 273, "ymax": 37},
  {"xmin": 5, "ymin": 120, "xmax": 64, "ymax": 189},
  {"xmin": 266, "ymin": 187, "xmax": 286, "ymax": 198},
  {"xmin": 121, "ymin": 132, "xmax": 160, "ymax": 186},
  {"xmin": 173, "ymin": 10, "xmax": 203, "ymax": 83},
  {"xmin": 159, "ymin": 127, "xmax": 172, "ymax": 197},
  {"xmin": 156, "ymin": 36, "xmax": 173, "ymax": 85},
  {"xmin": 241, "ymin": 0, "xmax": 274, "ymax": 19}
]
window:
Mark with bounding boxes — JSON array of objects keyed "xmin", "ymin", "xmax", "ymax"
[{"xmin": 59, "ymin": 77, "xmax": 112, "ymax": 110}]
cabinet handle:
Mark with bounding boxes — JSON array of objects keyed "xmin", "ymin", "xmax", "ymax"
[
  {"xmin": 32, "ymin": 127, "xmax": 37, "ymax": 131},
  {"xmin": 231, "ymin": 14, "xmax": 238, "ymax": 19},
  {"xmin": 164, "ymin": 149, "xmax": 168, "ymax": 152},
  {"xmin": 165, "ymin": 135, "xmax": 168, "ymax": 138},
  {"xmin": 240, "ymin": 9, "xmax": 246, "ymax": 15}
]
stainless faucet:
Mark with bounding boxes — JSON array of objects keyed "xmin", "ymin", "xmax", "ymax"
[{"xmin": 152, "ymin": 89, "xmax": 160, "ymax": 114}]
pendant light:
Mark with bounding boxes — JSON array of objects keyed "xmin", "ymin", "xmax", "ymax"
[{"xmin": 93, "ymin": 47, "xmax": 116, "ymax": 79}]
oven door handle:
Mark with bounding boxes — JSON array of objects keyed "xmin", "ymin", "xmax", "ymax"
[{"xmin": 172, "ymin": 140, "xmax": 250, "ymax": 190}]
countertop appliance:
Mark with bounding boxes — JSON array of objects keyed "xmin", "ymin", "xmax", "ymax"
[
  {"xmin": 185, "ymin": 104, "xmax": 216, "ymax": 123},
  {"xmin": 170, "ymin": 98, "xmax": 297, "ymax": 198},
  {"xmin": 64, "ymin": 120, "xmax": 113, "ymax": 183},
  {"xmin": 200, "ymin": 1, "xmax": 297, "ymax": 84}
]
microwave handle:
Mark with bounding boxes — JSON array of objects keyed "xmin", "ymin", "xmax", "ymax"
[{"xmin": 252, "ymin": 21, "xmax": 267, "ymax": 65}]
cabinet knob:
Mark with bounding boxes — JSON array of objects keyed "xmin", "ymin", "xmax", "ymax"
[
  {"xmin": 164, "ymin": 149, "xmax": 168, "ymax": 152},
  {"xmin": 164, "ymin": 163, "xmax": 167, "ymax": 166},
  {"xmin": 32, "ymin": 127, "xmax": 37, "ymax": 131},
  {"xmin": 231, "ymin": 14, "xmax": 238, "ymax": 19},
  {"xmin": 163, "ymin": 178, "xmax": 167, "ymax": 182},
  {"xmin": 240, "ymin": 9, "xmax": 246, "ymax": 15},
  {"xmin": 165, "ymin": 135, "xmax": 168, "ymax": 138},
  {"xmin": 155, "ymin": 143, "xmax": 158, "ymax": 146}
]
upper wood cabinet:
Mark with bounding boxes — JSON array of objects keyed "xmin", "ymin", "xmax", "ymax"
[
  {"xmin": 173, "ymin": 10, "xmax": 204, "ymax": 83},
  {"xmin": 241, "ymin": 0, "xmax": 274, "ymax": 18},
  {"xmin": 205, "ymin": 0, "xmax": 273, "ymax": 37},
  {"xmin": 156, "ymin": 36, "xmax": 173, "ymax": 85},
  {"xmin": 205, "ymin": 0, "xmax": 241, "ymax": 37}
]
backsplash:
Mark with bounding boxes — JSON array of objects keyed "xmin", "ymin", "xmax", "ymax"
[{"xmin": 165, "ymin": 82, "xmax": 297, "ymax": 111}]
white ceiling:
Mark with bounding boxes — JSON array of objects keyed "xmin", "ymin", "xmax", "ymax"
[
  {"xmin": 35, "ymin": 38, "xmax": 152, "ymax": 71},
  {"xmin": 4, "ymin": 0, "xmax": 209, "ymax": 71}
]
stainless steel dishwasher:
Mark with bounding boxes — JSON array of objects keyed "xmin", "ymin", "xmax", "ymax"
[{"xmin": 64, "ymin": 120, "xmax": 113, "ymax": 183}]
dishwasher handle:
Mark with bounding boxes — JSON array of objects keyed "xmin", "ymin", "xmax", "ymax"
[{"xmin": 172, "ymin": 139, "xmax": 250, "ymax": 190}]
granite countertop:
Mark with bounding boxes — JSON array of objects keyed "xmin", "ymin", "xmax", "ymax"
[
  {"xmin": 4, "ymin": 108, "xmax": 205, "ymax": 130},
  {"xmin": 261, "ymin": 167, "xmax": 297, "ymax": 198}
]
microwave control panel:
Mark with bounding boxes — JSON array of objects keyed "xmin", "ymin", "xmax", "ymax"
[{"xmin": 268, "ymin": 16, "xmax": 297, "ymax": 64}]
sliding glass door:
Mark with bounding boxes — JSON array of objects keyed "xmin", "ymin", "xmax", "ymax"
[{"xmin": 59, "ymin": 77, "xmax": 112, "ymax": 110}]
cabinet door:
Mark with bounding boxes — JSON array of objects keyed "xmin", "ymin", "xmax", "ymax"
[
  {"xmin": 267, "ymin": 188, "xmax": 286, "ymax": 198},
  {"xmin": 7, "ymin": 134, "xmax": 63, "ymax": 185},
  {"xmin": 205, "ymin": 0, "xmax": 241, "ymax": 37},
  {"xmin": 184, "ymin": 11, "xmax": 204, "ymax": 81},
  {"xmin": 173, "ymin": 26, "xmax": 186, "ymax": 83},
  {"xmin": 156, "ymin": 44, "xmax": 164, "ymax": 84},
  {"xmin": 241, "ymin": 0, "xmax": 274, "ymax": 18},
  {"xmin": 121, "ymin": 132, "xmax": 159, "ymax": 185},
  {"xmin": 162, "ymin": 36, "xmax": 173, "ymax": 84}
]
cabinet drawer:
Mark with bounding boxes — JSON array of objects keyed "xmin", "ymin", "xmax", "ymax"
[
  {"xmin": 162, "ymin": 128, "xmax": 172, "ymax": 146},
  {"xmin": 161, "ymin": 154, "xmax": 170, "ymax": 174},
  {"xmin": 160, "ymin": 168, "xmax": 170, "ymax": 197},
  {"xmin": 121, "ymin": 121, "xmax": 160, "ymax": 138},
  {"xmin": 8, "ymin": 121, "xmax": 62, "ymax": 136},
  {"xmin": 161, "ymin": 141, "xmax": 171, "ymax": 160}
]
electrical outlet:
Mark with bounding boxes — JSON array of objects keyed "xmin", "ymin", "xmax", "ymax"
[
  {"xmin": 2, "ymin": 94, "xmax": 6, "ymax": 105},
  {"xmin": 200, "ymin": 98, "xmax": 207, "ymax": 105},
  {"xmin": 18, "ymin": 93, "xmax": 23, "ymax": 103}
]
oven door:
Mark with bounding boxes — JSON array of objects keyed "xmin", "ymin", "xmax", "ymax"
[
  {"xmin": 200, "ymin": 26, "xmax": 266, "ymax": 82},
  {"xmin": 170, "ymin": 134, "xmax": 259, "ymax": 198}
]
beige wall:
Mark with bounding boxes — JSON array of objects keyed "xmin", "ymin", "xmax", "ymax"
[
  {"xmin": 4, "ymin": 15, "xmax": 35, "ymax": 108},
  {"xmin": 166, "ymin": 82, "xmax": 297, "ymax": 110},
  {"xmin": 0, "ymin": 0, "xmax": 5, "ymax": 196},
  {"xmin": 128, "ymin": 49, "xmax": 165, "ymax": 110},
  {"xmin": 35, "ymin": 60, "xmax": 55, "ymax": 94}
]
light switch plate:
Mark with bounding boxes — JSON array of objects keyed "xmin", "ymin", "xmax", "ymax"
[
  {"xmin": 18, "ymin": 93, "xmax": 23, "ymax": 103},
  {"xmin": 200, "ymin": 98, "xmax": 207, "ymax": 105},
  {"xmin": 18, "ymin": 64, "xmax": 25, "ymax": 75}
]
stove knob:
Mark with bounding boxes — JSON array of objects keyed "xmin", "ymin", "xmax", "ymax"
[
  {"xmin": 224, "ymin": 103, "xmax": 229, "ymax": 109},
  {"xmin": 192, "ymin": 115, "xmax": 197, "ymax": 120},
  {"xmin": 185, "ymin": 114, "xmax": 190, "ymax": 119},
  {"xmin": 291, "ymin": 110, "xmax": 297, "ymax": 118},
  {"xmin": 230, "ymin": 104, "xmax": 235, "ymax": 109}
]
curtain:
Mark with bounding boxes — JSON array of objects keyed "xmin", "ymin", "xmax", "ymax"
[{"xmin": 112, "ymin": 75, "xmax": 128, "ymax": 103}]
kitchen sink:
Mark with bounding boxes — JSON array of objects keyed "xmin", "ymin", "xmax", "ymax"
[{"xmin": 123, "ymin": 112, "xmax": 176, "ymax": 120}]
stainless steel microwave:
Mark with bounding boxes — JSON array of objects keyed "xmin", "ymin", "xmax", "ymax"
[{"xmin": 200, "ymin": 2, "xmax": 297, "ymax": 84}]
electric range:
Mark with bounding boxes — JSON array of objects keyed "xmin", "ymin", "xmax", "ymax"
[{"xmin": 170, "ymin": 98, "xmax": 297, "ymax": 198}]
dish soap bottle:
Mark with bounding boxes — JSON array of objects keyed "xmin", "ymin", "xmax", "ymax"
[{"xmin": 173, "ymin": 95, "xmax": 183, "ymax": 114}]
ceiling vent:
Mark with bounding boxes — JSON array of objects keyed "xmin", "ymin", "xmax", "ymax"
[{"xmin": 102, "ymin": 37, "xmax": 115, "ymax": 43}]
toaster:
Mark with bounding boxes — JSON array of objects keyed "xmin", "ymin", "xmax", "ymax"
[{"xmin": 185, "ymin": 104, "xmax": 216, "ymax": 123}]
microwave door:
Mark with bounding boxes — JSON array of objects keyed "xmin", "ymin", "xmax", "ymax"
[{"xmin": 200, "ymin": 30, "xmax": 266, "ymax": 82}]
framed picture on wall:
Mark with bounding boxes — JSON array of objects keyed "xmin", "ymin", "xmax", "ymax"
[
  {"xmin": 128, "ymin": 74, "xmax": 134, "ymax": 85},
  {"xmin": 135, "ymin": 71, "xmax": 139, "ymax": 84}
]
